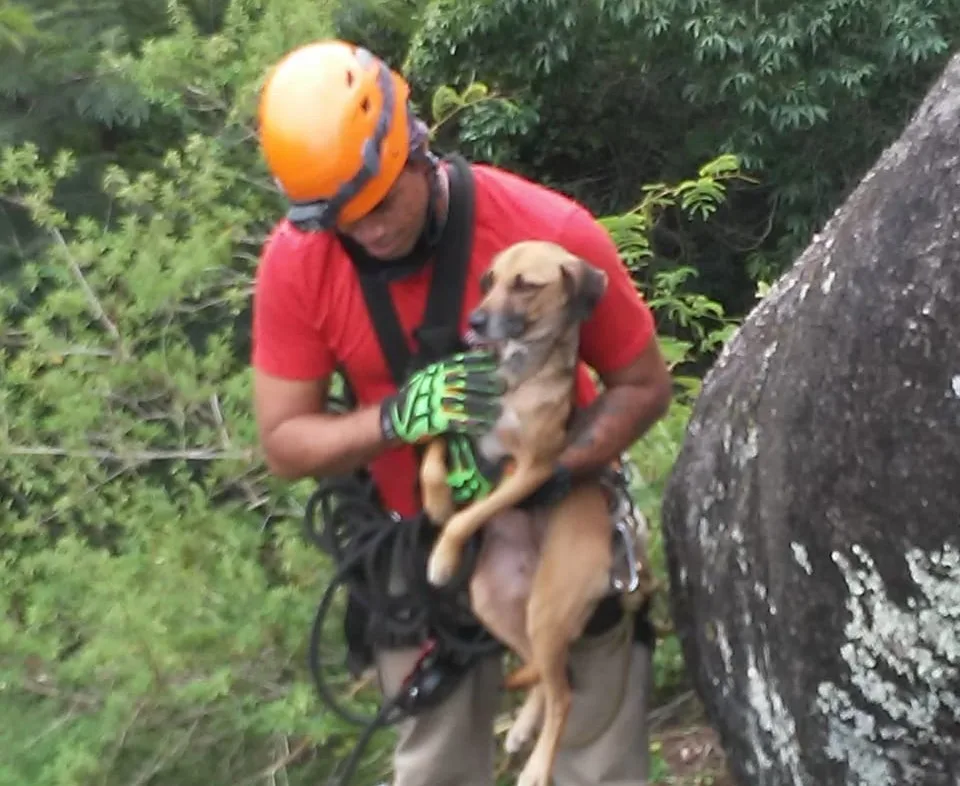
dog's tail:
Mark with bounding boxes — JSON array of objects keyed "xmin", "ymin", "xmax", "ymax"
[{"xmin": 503, "ymin": 662, "xmax": 540, "ymax": 690}]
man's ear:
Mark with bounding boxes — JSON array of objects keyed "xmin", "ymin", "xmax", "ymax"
[{"xmin": 561, "ymin": 259, "xmax": 608, "ymax": 322}]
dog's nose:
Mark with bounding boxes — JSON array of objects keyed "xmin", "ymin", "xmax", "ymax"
[{"xmin": 468, "ymin": 310, "xmax": 489, "ymax": 334}]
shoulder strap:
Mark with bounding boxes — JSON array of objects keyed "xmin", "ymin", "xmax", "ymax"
[
  {"xmin": 412, "ymin": 155, "xmax": 475, "ymax": 370},
  {"xmin": 349, "ymin": 154, "xmax": 476, "ymax": 387}
]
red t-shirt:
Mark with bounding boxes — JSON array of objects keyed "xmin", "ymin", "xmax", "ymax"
[{"xmin": 251, "ymin": 162, "xmax": 656, "ymax": 516}]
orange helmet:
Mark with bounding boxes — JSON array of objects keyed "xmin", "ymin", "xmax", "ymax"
[{"xmin": 258, "ymin": 40, "xmax": 413, "ymax": 230}]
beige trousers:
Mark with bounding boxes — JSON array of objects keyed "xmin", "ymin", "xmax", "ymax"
[{"xmin": 375, "ymin": 613, "xmax": 653, "ymax": 786}]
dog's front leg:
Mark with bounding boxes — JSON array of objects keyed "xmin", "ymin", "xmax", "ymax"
[
  {"xmin": 420, "ymin": 438, "xmax": 455, "ymax": 525},
  {"xmin": 426, "ymin": 461, "xmax": 554, "ymax": 586}
]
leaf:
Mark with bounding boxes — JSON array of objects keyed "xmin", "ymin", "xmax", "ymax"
[
  {"xmin": 430, "ymin": 84, "xmax": 463, "ymax": 125},
  {"xmin": 461, "ymin": 80, "xmax": 489, "ymax": 104},
  {"xmin": 698, "ymin": 153, "xmax": 741, "ymax": 179}
]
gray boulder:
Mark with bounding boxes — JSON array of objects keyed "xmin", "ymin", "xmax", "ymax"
[{"xmin": 660, "ymin": 51, "xmax": 960, "ymax": 786}]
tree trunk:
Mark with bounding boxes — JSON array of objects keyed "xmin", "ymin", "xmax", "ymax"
[{"xmin": 660, "ymin": 51, "xmax": 960, "ymax": 786}]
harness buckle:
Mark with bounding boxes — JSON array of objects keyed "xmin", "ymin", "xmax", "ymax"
[
  {"xmin": 604, "ymin": 454, "xmax": 648, "ymax": 595},
  {"xmin": 612, "ymin": 517, "xmax": 641, "ymax": 594}
]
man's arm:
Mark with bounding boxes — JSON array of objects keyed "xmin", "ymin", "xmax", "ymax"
[
  {"xmin": 250, "ymin": 231, "xmax": 402, "ymax": 480},
  {"xmin": 254, "ymin": 371, "xmax": 398, "ymax": 479},
  {"xmin": 558, "ymin": 338, "xmax": 672, "ymax": 481}
]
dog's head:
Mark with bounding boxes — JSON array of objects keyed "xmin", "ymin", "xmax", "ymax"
[{"xmin": 468, "ymin": 240, "xmax": 608, "ymax": 346}]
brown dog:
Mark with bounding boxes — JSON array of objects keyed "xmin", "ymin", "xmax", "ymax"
[{"xmin": 418, "ymin": 239, "xmax": 623, "ymax": 786}]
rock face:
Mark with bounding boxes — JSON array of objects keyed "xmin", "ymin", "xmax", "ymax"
[{"xmin": 660, "ymin": 52, "xmax": 960, "ymax": 786}]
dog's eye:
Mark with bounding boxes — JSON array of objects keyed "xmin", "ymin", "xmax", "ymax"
[
  {"xmin": 479, "ymin": 270, "xmax": 494, "ymax": 294},
  {"xmin": 510, "ymin": 273, "xmax": 546, "ymax": 293}
]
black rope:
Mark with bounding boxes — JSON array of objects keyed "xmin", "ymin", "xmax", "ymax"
[
  {"xmin": 302, "ymin": 385, "xmax": 503, "ymax": 785},
  {"xmin": 304, "ymin": 473, "xmax": 500, "ymax": 667}
]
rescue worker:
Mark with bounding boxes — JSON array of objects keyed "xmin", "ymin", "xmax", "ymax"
[{"xmin": 251, "ymin": 38, "xmax": 673, "ymax": 786}]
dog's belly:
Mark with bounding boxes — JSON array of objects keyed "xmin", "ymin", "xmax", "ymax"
[{"xmin": 469, "ymin": 507, "xmax": 548, "ymax": 648}]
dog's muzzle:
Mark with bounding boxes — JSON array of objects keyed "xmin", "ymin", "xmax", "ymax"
[{"xmin": 468, "ymin": 308, "xmax": 527, "ymax": 341}]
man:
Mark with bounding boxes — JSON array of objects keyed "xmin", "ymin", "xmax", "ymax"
[{"xmin": 251, "ymin": 39, "xmax": 673, "ymax": 786}]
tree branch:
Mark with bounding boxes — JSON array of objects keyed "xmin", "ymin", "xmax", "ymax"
[
  {"xmin": 5, "ymin": 444, "xmax": 255, "ymax": 462},
  {"xmin": 17, "ymin": 675, "xmax": 102, "ymax": 710},
  {"xmin": 240, "ymin": 736, "xmax": 312, "ymax": 786},
  {"xmin": 51, "ymin": 226, "xmax": 122, "ymax": 346},
  {"xmin": 208, "ymin": 393, "xmax": 267, "ymax": 509}
]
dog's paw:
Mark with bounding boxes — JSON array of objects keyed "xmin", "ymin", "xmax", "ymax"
[
  {"xmin": 504, "ymin": 688, "xmax": 542, "ymax": 755},
  {"xmin": 504, "ymin": 722, "xmax": 532, "ymax": 755},
  {"xmin": 426, "ymin": 541, "xmax": 461, "ymax": 586},
  {"xmin": 516, "ymin": 758, "xmax": 550, "ymax": 786}
]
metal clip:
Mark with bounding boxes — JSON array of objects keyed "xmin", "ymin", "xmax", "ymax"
[
  {"xmin": 612, "ymin": 516, "xmax": 640, "ymax": 594},
  {"xmin": 605, "ymin": 454, "xmax": 644, "ymax": 594}
]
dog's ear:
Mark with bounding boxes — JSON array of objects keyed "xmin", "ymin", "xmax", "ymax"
[
  {"xmin": 479, "ymin": 269, "xmax": 494, "ymax": 294},
  {"xmin": 561, "ymin": 259, "xmax": 608, "ymax": 322}
]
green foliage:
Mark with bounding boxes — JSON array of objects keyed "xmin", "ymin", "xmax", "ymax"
[
  {"xmin": 599, "ymin": 153, "xmax": 744, "ymax": 382},
  {"xmin": 0, "ymin": 0, "xmax": 740, "ymax": 778},
  {"xmin": 0, "ymin": 1, "xmax": 38, "ymax": 52},
  {"xmin": 332, "ymin": 0, "xmax": 430, "ymax": 68},
  {"xmin": 403, "ymin": 0, "xmax": 960, "ymax": 286},
  {"xmin": 0, "ymin": 2, "xmax": 385, "ymax": 784},
  {"xmin": 0, "ymin": 133, "xmax": 345, "ymax": 785}
]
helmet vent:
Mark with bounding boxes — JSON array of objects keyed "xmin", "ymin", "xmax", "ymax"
[
  {"xmin": 346, "ymin": 70, "xmax": 354, "ymax": 87},
  {"xmin": 360, "ymin": 96, "xmax": 370, "ymax": 114}
]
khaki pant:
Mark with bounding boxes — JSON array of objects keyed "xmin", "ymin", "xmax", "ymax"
[{"xmin": 375, "ymin": 613, "xmax": 653, "ymax": 786}]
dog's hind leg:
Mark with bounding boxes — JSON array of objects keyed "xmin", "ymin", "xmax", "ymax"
[
  {"xmin": 518, "ymin": 483, "xmax": 613, "ymax": 786},
  {"xmin": 505, "ymin": 684, "xmax": 544, "ymax": 755},
  {"xmin": 427, "ymin": 460, "xmax": 554, "ymax": 586},
  {"xmin": 503, "ymin": 661, "xmax": 539, "ymax": 690},
  {"xmin": 420, "ymin": 438, "xmax": 455, "ymax": 525},
  {"xmin": 516, "ymin": 616, "xmax": 573, "ymax": 786}
]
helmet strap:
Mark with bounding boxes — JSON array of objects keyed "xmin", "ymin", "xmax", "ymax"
[
  {"xmin": 421, "ymin": 152, "xmax": 446, "ymax": 248},
  {"xmin": 337, "ymin": 153, "xmax": 455, "ymax": 282}
]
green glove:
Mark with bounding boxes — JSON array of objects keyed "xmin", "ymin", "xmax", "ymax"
[
  {"xmin": 380, "ymin": 349, "xmax": 505, "ymax": 444},
  {"xmin": 445, "ymin": 434, "xmax": 506, "ymax": 505}
]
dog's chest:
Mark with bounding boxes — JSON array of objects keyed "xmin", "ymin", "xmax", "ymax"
[
  {"xmin": 478, "ymin": 405, "xmax": 519, "ymax": 464},
  {"xmin": 477, "ymin": 384, "xmax": 570, "ymax": 465}
]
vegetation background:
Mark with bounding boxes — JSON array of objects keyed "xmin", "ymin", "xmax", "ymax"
[{"xmin": 1, "ymin": 0, "xmax": 957, "ymax": 783}]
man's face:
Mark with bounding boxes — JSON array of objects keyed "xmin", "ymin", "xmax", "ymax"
[{"xmin": 338, "ymin": 164, "xmax": 430, "ymax": 260}]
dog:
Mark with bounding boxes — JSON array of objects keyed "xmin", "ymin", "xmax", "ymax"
[{"xmin": 418, "ymin": 239, "xmax": 644, "ymax": 786}]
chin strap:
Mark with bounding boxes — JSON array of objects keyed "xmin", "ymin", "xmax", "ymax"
[{"xmin": 335, "ymin": 152, "xmax": 449, "ymax": 282}]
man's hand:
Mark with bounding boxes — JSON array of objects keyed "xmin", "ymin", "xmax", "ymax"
[
  {"xmin": 380, "ymin": 349, "xmax": 505, "ymax": 444},
  {"xmin": 444, "ymin": 434, "xmax": 505, "ymax": 505},
  {"xmin": 443, "ymin": 436, "xmax": 571, "ymax": 511}
]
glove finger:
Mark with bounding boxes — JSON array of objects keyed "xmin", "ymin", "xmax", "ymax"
[
  {"xmin": 447, "ymin": 417, "xmax": 501, "ymax": 438},
  {"xmin": 464, "ymin": 373, "xmax": 507, "ymax": 396},
  {"xmin": 446, "ymin": 375, "xmax": 506, "ymax": 398},
  {"xmin": 452, "ymin": 355, "xmax": 500, "ymax": 376},
  {"xmin": 453, "ymin": 348, "xmax": 497, "ymax": 364},
  {"xmin": 443, "ymin": 367, "xmax": 503, "ymax": 392},
  {"xmin": 442, "ymin": 393, "xmax": 502, "ymax": 421},
  {"xmin": 448, "ymin": 435, "xmax": 469, "ymax": 470},
  {"xmin": 452, "ymin": 484, "xmax": 474, "ymax": 505}
]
